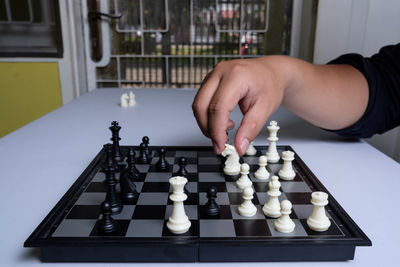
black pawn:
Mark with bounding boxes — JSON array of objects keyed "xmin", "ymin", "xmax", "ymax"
[
  {"xmin": 204, "ymin": 186, "xmax": 220, "ymax": 216},
  {"xmin": 156, "ymin": 148, "xmax": 170, "ymax": 172},
  {"xmin": 177, "ymin": 157, "xmax": 188, "ymax": 177},
  {"xmin": 137, "ymin": 143, "xmax": 150, "ymax": 164},
  {"xmin": 109, "ymin": 121, "xmax": 124, "ymax": 168},
  {"xmin": 99, "ymin": 201, "xmax": 117, "ymax": 233},
  {"xmin": 126, "ymin": 147, "xmax": 140, "ymax": 180},
  {"xmin": 142, "ymin": 136, "xmax": 150, "ymax": 157},
  {"xmin": 104, "ymin": 154, "xmax": 122, "ymax": 215}
]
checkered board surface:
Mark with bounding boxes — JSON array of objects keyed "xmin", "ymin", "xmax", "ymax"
[{"xmin": 25, "ymin": 146, "xmax": 371, "ymax": 262}]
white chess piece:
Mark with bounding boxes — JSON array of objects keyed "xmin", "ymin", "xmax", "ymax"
[
  {"xmin": 221, "ymin": 144, "xmax": 241, "ymax": 176},
  {"xmin": 245, "ymin": 141, "xmax": 257, "ymax": 156},
  {"xmin": 167, "ymin": 176, "xmax": 191, "ymax": 234},
  {"xmin": 254, "ymin": 155, "xmax": 269, "ymax": 180},
  {"xmin": 262, "ymin": 176, "xmax": 281, "ymax": 218},
  {"xmin": 238, "ymin": 186, "xmax": 257, "ymax": 217},
  {"xmin": 266, "ymin": 121, "xmax": 280, "ymax": 163},
  {"xmin": 120, "ymin": 93, "xmax": 129, "ymax": 108},
  {"xmin": 236, "ymin": 163, "xmax": 252, "ymax": 189},
  {"xmin": 307, "ymin": 191, "xmax": 331, "ymax": 232},
  {"xmin": 128, "ymin": 91, "xmax": 136, "ymax": 107},
  {"xmin": 274, "ymin": 200, "xmax": 295, "ymax": 233},
  {"xmin": 278, "ymin": 151, "xmax": 296, "ymax": 180}
]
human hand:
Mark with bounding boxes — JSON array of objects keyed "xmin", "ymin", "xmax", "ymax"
[{"xmin": 192, "ymin": 56, "xmax": 290, "ymax": 155}]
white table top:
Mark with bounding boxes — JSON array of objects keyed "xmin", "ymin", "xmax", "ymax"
[{"xmin": 0, "ymin": 88, "xmax": 399, "ymax": 266}]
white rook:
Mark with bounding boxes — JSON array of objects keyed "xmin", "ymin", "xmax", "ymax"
[
  {"xmin": 167, "ymin": 176, "xmax": 191, "ymax": 234},
  {"xmin": 278, "ymin": 151, "xmax": 296, "ymax": 180},
  {"xmin": 266, "ymin": 121, "xmax": 280, "ymax": 163},
  {"xmin": 307, "ymin": 191, "xmax": 331, "ymax": 232}
]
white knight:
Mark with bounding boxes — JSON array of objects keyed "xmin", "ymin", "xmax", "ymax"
[{"xmin": 221, "ymin": 144, "xmax": 241, "ymax": 176}]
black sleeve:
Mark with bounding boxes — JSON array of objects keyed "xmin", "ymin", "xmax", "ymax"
[{"xmin": 326, "ymin": 43, "xmax": 400, "ymax": 138}]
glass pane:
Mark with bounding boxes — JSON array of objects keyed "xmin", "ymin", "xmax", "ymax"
[
  {"xmin": 242, "ymin": 0, "xmax": 268, "ymax": 30},
  {"xmin": 115, "ymin": 0, "xmax": 140, "ymax": 30},
  {"xmin": 96, "ymin": 59, "xmax": 118, "ymax": 80},
  {"xmin": 143, "ymin": 0, "xmax": 166, "ymax": 30},
  {"xmin": 10, "ymin": 0, "xmax": 30, "ymax": 21},
  {"xmin": 0, "ymin": 0, "xmax": 7, "ymax": 21},
  {"xmin": 97, "ymin": 0, "xmax": 297, "ymax": 88}
]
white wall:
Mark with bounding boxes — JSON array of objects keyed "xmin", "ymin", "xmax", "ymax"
[{"xmin": 314, "ymin": 0, "xmax": 400, "ymax": 162}]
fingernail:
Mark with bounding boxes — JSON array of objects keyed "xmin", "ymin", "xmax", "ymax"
[
  {"xmin": 240, "ymin": 138, "xmax": 249, "ymax": 154},
  {"xmin": 213, "ymin": 142, "xmax": 220, "ymax": 154}
]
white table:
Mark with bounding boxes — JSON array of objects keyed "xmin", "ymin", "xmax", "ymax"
[{"xmin": 1, "ymin": 88, "xmax": 399, "ymax": 266}]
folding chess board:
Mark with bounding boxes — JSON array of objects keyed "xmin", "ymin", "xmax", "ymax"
[{"xmin": 24, "ymin": 145, "xmax": 371, "ymax": 262}]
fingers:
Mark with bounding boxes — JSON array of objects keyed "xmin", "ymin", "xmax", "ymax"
[
  {"xmin": 234, "ymin": 99, "xmax": 273, "ymax": 155},
  {"xmin": 207, "ymin": 76, "xmax": 246, "ymax": 154},
  {"xmin": 192, "ymin": 71, "xmax": 221, "ymax": 137}
]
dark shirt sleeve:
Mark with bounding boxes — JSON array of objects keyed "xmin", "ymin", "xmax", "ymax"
[{"xmin": 327, "ymin": 43, "xmax": 400, "ymax": 138}]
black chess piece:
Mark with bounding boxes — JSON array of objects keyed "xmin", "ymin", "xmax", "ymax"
[
  {"xmin": 177, "ymin": 156, "xmax": 188, "ymax": 177},
  {"xmin": 137, "ymin": 143, "xmax": 150, "ymax": 164},
  {"xmin": 204, "ymin": 186, "xmax": 220, "ymax": 216},
  {"xmin": 156, "ymin": 148, "xmax": 170, "ymax": 172},
  {"xmin": 104, "ymin": 156, "xmax": 122, "ymax": 215},
  {"xmin": 142, "ymin": 136, "xmax": 150, "ymax": 157},
  {"xmin": 102, "ymin": 143, "xmax": 115, "ymax": 173},
  {"xmin": 126, "ymin": 147, "xmax": 140, "ymax": 180},
  {"xmin": 109, "ymin": 121, "xmax": 124, "ymax": 169},
  {"xmin": 119, "ymin": 170, "xmax": 138, "ymax": 204},
  {"xmin": 99, "ymin": 200, "xmax": 117, "ymax": 233}
]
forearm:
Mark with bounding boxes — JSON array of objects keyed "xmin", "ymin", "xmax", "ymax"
[{"xmin": 278, "ymin": 56, "xmax": 369, "ymax": 130}]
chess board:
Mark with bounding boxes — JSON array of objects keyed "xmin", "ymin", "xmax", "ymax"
[{"xmin": 24, "ymin": 145, "xmax": 371, "ymax": 262}]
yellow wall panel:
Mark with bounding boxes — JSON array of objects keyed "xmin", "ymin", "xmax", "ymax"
[{"xmin": 0, "ymin": 62, "xmax": 62, "ymax": 137}]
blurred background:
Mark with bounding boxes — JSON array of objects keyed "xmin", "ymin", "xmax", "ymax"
[{"xmin": 0, "ymin": 0, "xmax": 399, "ymax": 162}]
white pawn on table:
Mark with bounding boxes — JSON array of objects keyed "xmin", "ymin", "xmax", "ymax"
[
  {"xmin": 266, "ymin": 121, "xmax": 280, "ymax": 163},
  {"xmin": 254, "ymin": 155, "xmax": 269, "ymax": 180},
  {"xmin": 274, "ymin": 200, "xmax": 295, "ymax": 233},
  {"xmin": 120, "ymin": 91, "xmax": 136, "ymax": 108},
  {"xmin": 166, "ymin": 176, "xmax": 191, "ymax": 234},
  {"xmin": 278, "ymin": 151, "xmax": 296, "ymax": 180},
  {"xmin": 236, "ymin": 163, "xmax": 252, "ymax": 189},
  {"xmin": 238, "ymin": 186, "xmax": 257, "ymax": 217},
  {"xmin": 262, "ymin": 176, "xmax": 281, "ymax": 218},
  {"xmin": 245, "ymin": 141, "xmax": 257, "ymax": 156}
]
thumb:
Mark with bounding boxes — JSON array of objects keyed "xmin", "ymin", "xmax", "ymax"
[{"xmin": 234, "ymin": 102, "xmax": 273, "ymax": 155}]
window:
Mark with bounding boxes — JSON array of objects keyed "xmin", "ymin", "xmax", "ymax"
[
  {"xmin": 85, "ymin": 0, "xmax": 313, "ymax": 89},
  {"xmin": 0, "ymin": 0, "xmax": 63, "ymax": 57}
]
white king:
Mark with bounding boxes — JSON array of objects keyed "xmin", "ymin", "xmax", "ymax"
[{"xmin": 266, "ymin": 121, "xmax": 280, "ymax": 163}]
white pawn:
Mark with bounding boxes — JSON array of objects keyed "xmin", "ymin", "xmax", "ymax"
[
  {"xmin": 128, "ymin": 91, "xmax": 136, "ymax": 107},
  {"xmin": 245, "ymin": 141, "xmax": 257, "ymax": 156},
  {"xmin": 236, "ymin": 163, "xmax": 252, "ymax": 189},
  {"xmin": 254, "ymin": 155, "xmax": 269, "ymax": 180},
  {"xmin": 262, "ymin": 176, "xmax": 281, "ymax": 218},
  {"xmin": 274, "ymin": 200, "xmax": 295, "ymax": 233},
  {"xmin": 266, "ymin": 121, "xmax": 280, "ymax": 163},
  {"xmin": 278, "ymin": 151, "xmax": 296, "ymax": 180},
  {"xmin": 307, "ymin": 191, "xmax": 331, "ymax": 232},
  {"xmin": 120, "ymin": 93, "xmax": 129, "ymax": 108},
  {"xmin": 238, "ymin": 186, "xmax": 257, "ymax": 217},
  {"xmin": 167, "ymin": 176, "xmax": 191, "ymax": 234}
]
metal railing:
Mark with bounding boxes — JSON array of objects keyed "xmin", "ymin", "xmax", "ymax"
[{"xmin": 95, "ymin": 0, "xmax": 292, "ymax": 88}]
